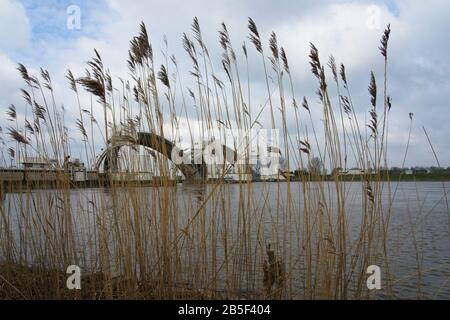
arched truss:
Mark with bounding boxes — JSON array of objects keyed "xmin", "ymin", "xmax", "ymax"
[{"xmin": 95, "ymin": 132, "xmax": 239, "ymax": 180}]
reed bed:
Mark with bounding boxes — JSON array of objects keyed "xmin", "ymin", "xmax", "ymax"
[{"xmin": 0, "ymin": 18, "xmax": 447, "ymax": 300}]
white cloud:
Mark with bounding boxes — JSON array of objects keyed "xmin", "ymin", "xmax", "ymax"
[
  {"xmin": 1, "ymin": 0, "xmax": 450, "ymax": 167},
  {"xmin": 275, "ymin": 3, "xmax": 399, "ymax": 77},
  {"xmin": 0, "ymin": 0, "xmax": 31, "ymax": 49},
  {"xmin": 0, "ymin": 51, "xmax": 22, "ymax": 107}
]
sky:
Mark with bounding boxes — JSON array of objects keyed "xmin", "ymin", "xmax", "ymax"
[{"xmin": 0, "ymin": 0, "xmax": 449, "ymax": 169}]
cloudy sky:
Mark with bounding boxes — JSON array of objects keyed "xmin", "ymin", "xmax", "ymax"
[{"xmin": 0, "ymin": 0, "xmax": 449, "ymax": 168}]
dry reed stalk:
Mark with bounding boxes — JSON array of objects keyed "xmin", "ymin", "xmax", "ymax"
[{"xmin": 0, "ymin": 19, "xmax": 432, "ymax": 301}]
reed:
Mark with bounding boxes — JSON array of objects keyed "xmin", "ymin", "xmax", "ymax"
[{"xmin": 0, "ymin": 19, "xmax": 443, "ymax": 300}]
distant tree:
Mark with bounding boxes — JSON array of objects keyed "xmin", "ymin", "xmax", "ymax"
[
  {"xmin": 413, "ymin": 167, "xmax": 426, "ymax": 173},
  {"xmin": 293, "ymin": 168, "xmax": 308, "ymax": 178},
  {"xmin": 430, "ymin": 166, "xmax": 445, "ymax": 173},
  {"xmin": 331, "ymin": 167, "xmax": 342, "ymax": 176},
  {"xmin": 308, "ymin": 157, "xmax": 323, "ymax": 176}
]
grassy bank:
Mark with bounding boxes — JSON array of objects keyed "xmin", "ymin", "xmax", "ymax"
[{"xmin": 317, "ymin": 173, "xmax": 450, "ymax": 182}]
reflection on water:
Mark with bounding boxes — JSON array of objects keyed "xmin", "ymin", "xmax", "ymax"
[
  {"xmin": 181, "ymin": 183, "xmax": 207, "ymax": 205},
  {"xmin": 2, "ymin": 181, "xmax": 450, "ymax": 299}
]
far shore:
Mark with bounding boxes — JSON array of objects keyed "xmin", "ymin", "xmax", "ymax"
[{"xmin": 1, "ymin": 172, "xmax": 450, "ymax": 193}]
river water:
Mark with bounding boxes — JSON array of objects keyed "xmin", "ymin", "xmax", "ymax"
[{"xmin": 2, "ymin": 181, "xmax": 450, "ymax": 299}]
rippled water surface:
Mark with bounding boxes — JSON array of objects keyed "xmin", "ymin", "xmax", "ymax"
[{"xmin": 3, "ymin": 181, "xmax": 450, "ymax": 299}]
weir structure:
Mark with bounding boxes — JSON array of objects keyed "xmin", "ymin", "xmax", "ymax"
[{"xmin": 94, "ymin": 131, "xmax": 242, "ymax": 182}]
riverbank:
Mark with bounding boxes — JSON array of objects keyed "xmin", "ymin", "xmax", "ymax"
[
  {"xmin": 0, "ymin": 262, "xmax": 254, "ymax": 299},
  {"xmin": 2, "ymin": 173, "xmax": 450, "ymax": 192},
  {"xmin": 322, "ymin": 172, "xmax": 450, "ymax": 182}
]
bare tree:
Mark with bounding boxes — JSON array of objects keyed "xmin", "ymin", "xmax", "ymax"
[{"xmin": 308, "ymin": 157, "xmax": 323, "ymax": 175}]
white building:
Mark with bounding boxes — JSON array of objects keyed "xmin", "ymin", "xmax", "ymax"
[
  {"xmin": 21, "ymin": 156, "xmax": 57, "ymax": 170},
  {"xmin": 259, "ymin": 146, "xmax": 286, "ymax": 181},
  {"xmin": 339, "ymin": 168, "xmax": 365, "ymax": 175}
]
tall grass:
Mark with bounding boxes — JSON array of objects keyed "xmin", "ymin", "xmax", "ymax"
[{"xmin": 0, "ymin": 18, "xmax": 443, "ymax": 299}]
